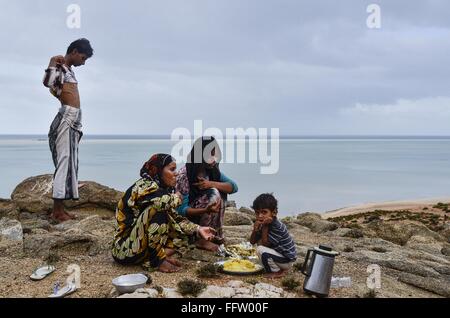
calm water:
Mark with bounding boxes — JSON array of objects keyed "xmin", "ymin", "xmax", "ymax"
[{"xmin": 1, "ymin": 136, "xmax": 450, "ymax": 217}]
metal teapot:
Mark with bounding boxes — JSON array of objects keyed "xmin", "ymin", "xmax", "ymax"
[{"xmin": 301, "ymin": 245, "xmax": 339, "ymax": 297}]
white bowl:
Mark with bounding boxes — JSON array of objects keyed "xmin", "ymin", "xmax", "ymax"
[{"xmin": 112, "ymin": 273, "xmax": 148, "ymax": 294}]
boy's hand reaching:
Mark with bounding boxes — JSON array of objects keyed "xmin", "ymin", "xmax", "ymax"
[{"xmin": 49, "ymin": 55, "xmax": 65, "ymax": 67}]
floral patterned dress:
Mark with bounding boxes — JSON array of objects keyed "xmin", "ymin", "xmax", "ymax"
[{"xmin": 111, "ymin": 177, "xmax": 199, "ymax": 269}]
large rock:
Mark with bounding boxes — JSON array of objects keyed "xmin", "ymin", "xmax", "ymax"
[
  {"xmin": 22, "ymin": 215, "xmax": 115, "ymax": 258},
  {"xmin": 223, "ymin": 225, "xmax": 252, "ymax": 245},
  {"xmin": 346, "ymin": 249, "xmax": 442, "ymax": 278},
  {"xmin": 405, "ymin": 235, "xmax": 445, "ymax": 255},
  {"xmin": 366, "ymin": 220, "xmax": 445, "ymax": 246},
  {"xmin": 398, "ymin": 273, "xmax": 450, "ymax": 297},
  {"xmin": 239, "ymin": 207, "xmax": 256, "ymax": 221},
  {"xmin": 224, "ymin": 209, "xmax": 253, "ymax": 226},
  {"xmin": 11, "ymin": 174, "xmax": 123, "ymax": 213},
  {"xmin": 296, "ymin": 213, "xmax": 339, "ymax": 233}
]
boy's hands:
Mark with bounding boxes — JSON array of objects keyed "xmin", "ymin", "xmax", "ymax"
[
  {"xmin": 49, "ymin": 55, "xmax": 65, "ymax": 67},
  {"xmin": 262, "ymin": 216, "xmax": 273, "ymax": 225},
  {"xmin": 253, "ymin": 216, "xmax": 273, "ymax": 232}
]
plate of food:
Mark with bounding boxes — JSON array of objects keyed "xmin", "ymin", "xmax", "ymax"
[
  {"xmin": 218, "ymin": 242, "xmax": 257, "ymax": 260},
  {"xmin": 216, "ymin": 259, "xmax": 264, "ymax": 275}
]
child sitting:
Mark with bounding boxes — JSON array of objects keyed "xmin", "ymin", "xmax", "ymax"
[{"xmin": 250, "ymin": 193, "xmax": 297, "ymax": 278}]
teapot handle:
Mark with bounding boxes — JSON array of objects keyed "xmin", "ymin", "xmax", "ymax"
[{"xmin": 301, "ymin": 248, "xmax": 314, "ymax": 276}]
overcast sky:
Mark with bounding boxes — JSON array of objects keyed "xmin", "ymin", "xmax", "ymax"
[{"xmin": 0, "ymin": 0, "xmax": 449, "ymax": 135}]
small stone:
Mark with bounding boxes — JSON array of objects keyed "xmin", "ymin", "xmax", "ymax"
[
  {"xmin": 226, "ymin": 280, "xmax": 245, "ymax": 288},
  {"xmin": 253, "ymin": 283, "xmax": 283, "ymax": 298},
  {"xmin": 162, "ymin": 288, "xmax": 183, "ymax": 298},
  {"xmin": 197, "ymin": 285, "xmax": 236, "ymax": 298},
  {"xmin": 118, "ymin": 293, "xmax": 148, "ymax": 298},
  {"xmin": 0, "ymin": 218, "xmax": 23, "ymax": 241}
]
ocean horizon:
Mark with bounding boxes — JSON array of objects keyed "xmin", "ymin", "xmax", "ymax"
[{"xmin": 1, "ymin": 135, "xmax": 450, "ymax": 217}]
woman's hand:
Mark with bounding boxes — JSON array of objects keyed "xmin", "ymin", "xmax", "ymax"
[
  {"xmin": 198, "ymin": 226, "xmax": 216, "ymax": 241},
  {"xmin": 205, "ymin": 200, "xmax": 221, "ymax": 214},
  {"xmin": 193, "ymin": 177, "xmax": 214, "ymax": 190},
  {"xmin": 174, "ymin": 191, "xmax": 183, "ymax": 202}
]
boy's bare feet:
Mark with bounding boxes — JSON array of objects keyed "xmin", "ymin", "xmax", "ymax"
[
  {"xmin": 196, "ymin": 238, "xmax": 219, "ymax": 252},
  {"xmin": 50, "ymin": 210, "xmax": 72, "ymax": 223},
  {"xmin": 264, "ymin": 269, "xmax": 287, "ymax": 279},
  {"xmin": 158, "ymin": 260, "xmax": 181, "ymax": 273},
  {"xmin": 64, "ymin": 211, "xmax": 78, "ymax": 220},
  {"xmin": 51, "ymin": 199, "xmax": 77, "ymax": 223}
]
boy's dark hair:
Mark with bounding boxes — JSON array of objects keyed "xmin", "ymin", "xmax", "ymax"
[
  {"xmin": 66, "ymin": 38, "xmax": 94, "ymax": 57},
  {"xmin": 252, "ymin": 193, "xmax": 278, "ymax": 212}
]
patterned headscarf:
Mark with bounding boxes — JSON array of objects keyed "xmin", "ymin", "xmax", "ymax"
[{"xmin": 140, "ymin": 153, "xmax": 175, "ymax": 188}]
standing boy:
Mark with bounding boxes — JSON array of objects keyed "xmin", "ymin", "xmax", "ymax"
[{"xmin": 43, "ymin": 38, "xmax": 94, "ymax": 222}]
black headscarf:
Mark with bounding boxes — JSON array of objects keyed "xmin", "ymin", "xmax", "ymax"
[
  {"xmin": 186, "ymin": 136, "xmax": 222, "ymax": 204},
  {"xmin": 140, "ymin": 153, "xmax": 175, "ymax": 190}
]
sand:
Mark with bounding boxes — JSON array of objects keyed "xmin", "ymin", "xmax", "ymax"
[{"xmin": 322, "ymin": 197, "xmax": 450, "ymax": 219}]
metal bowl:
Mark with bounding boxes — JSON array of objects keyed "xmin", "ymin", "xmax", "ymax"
[{"xmin": 112, "ymin": 273, "xmax": 148, "ymax": 294}]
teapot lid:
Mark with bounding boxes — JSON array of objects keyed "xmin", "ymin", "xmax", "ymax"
[{"xmin": 314, "ymin": 244, "xmax": 339, "ymax": 256}]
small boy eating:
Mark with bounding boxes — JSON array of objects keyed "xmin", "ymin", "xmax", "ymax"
[{"xmin": 250, "ymin": 193, "xmax": 297, "ymax": 278}]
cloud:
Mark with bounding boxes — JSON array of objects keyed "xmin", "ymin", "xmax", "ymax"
[
  {"xmin": 339, "ymin": 97, "xmax": 450, "ymax": 135},
  {"xmin": 1, "ymin": 1, "xmax": 450, "ymax": 135}
]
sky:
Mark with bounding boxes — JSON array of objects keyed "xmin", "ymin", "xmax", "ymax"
[{"xmin": 0, "ymin": 0, "xmax": 449, "ymax": 136}]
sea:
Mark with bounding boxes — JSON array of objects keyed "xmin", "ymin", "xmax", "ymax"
[{"xmin": 1, "ymin": 135, "xmax": 450, "ymax": 217}]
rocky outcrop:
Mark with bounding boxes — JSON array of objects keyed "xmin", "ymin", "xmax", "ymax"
[
  {"xmin": 238, "ymin": 207, "xmax": 256, "ymax": 221},
  {"xmin": 296, "ymin": 213, "xmax": 339, "ymax": 233},
  {"xmin": 11, "ymin": 174, "xmax": 123, "ymax": 214},
  {"xmin": 224, "ymin": 208, "xmax": 254, "ymax": 226},
  {"xmin": 364, "ymin": 220, "xmax": 445, "ymax": 246},
  {"xmin": 2, "ymin": 176, "xmax": 450, "ymax": 298},
  {"xmin": 223, "ymin": 225, "xmax": 252, "ymax": 245},
  {"xmin": 22, "ymin": 215, "xmax": 115, "ymax": 258},
  {"xmin": 398, "ymin": 273, "xmax": 450, "ymax": 297}
]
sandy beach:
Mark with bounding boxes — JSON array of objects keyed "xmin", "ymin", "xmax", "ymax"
[{"xmin": 323, "ymin": 197, "xmax": 450, "ymax": 219}]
